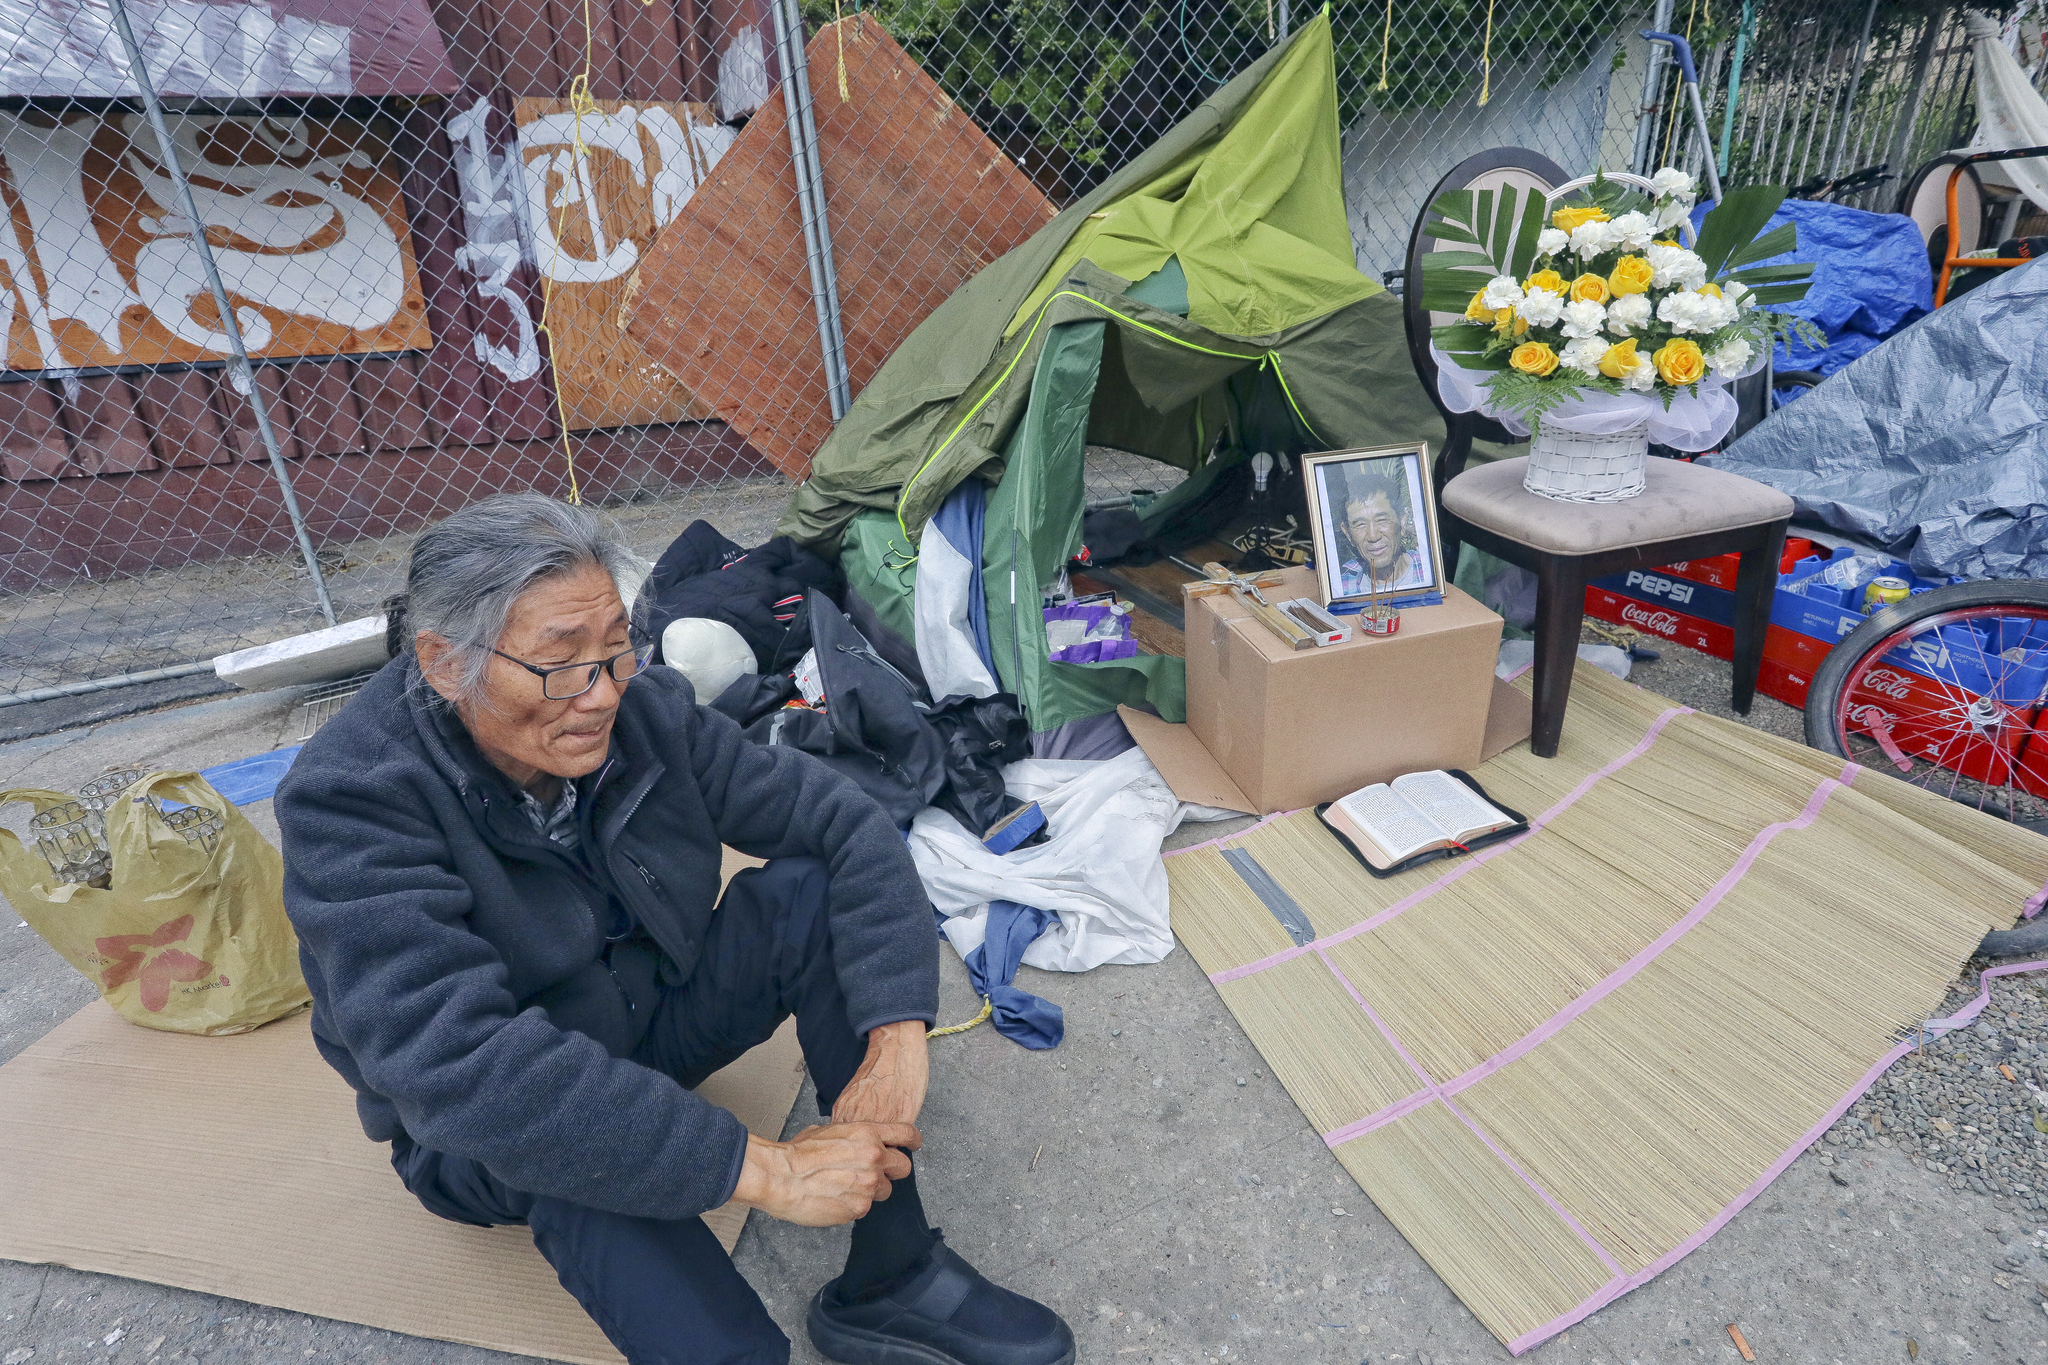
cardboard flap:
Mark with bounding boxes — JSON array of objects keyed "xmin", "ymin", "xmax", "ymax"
[
  {"xmin": 1481, "ymin": 676, "xmax": 1534, "ymax": 762},
  {"xmin": 1118, "ymin": 705, "xmax": 1255, "ymax": 814}
]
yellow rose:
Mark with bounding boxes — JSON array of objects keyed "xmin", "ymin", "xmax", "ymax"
[
  {"xmin": 1523, "ymin": 268, "xmax": 1566, "ymax": 295},
  {"xmin": 1569, "ymin": 273, "xmax": 1610, "ymax": 304},
  {"xmin": 1491, "ymin": 307, "xmax": 1528, "ymax": 337},
  {"xmin": 1653, "ymin": 239, "xmax": 1680, "ymax": 249},
  {"xmin": 1696, "ymin": 281, "xmax": 1723, "ymax": 298},
  {"xmin": 1465, "ymin": 289, "xmax": 1494, "ymax": 322},
  {"xmin": 1509, "ymin": 341, "xmax": 1560, "ymax": 377},
  {"xmin": 1607, "ymin": 255, "xmax": 1655, "ymax": 296},
  {"xmin": 1551, "ymin": 205, "xmax": 1610, "ymax": 233},
  {"xmin": 1653, "ymin": 338, "xmax": 1706, "ymax": 387},
  {"xmin": 1597, "ymin": 337, "xmax": 1641, "ymax": 380}
]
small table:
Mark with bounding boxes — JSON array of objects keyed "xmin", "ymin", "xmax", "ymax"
[{"xmin": 1443, "ymin": 456, "xmax": 1794, "ymax": 757}]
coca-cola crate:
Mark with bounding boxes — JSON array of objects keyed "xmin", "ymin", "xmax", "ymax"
[{"xmin": 1582, "ymin": 587, "xmax": 1818, "ymax": 708}]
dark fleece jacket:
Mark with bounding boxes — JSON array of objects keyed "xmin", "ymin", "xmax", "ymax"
[{"xmin": 274, "ymin": 657, "xmax": 938, "ymax": 1221}]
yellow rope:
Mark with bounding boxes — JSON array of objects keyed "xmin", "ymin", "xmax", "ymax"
[
  {"xmin": 928, "ymin": 997, "xmax": 994, "ymax": 1037},
  {"xmin": 1378, "ymin": 0, "xmax": 1393, "ymax": 90},
  {"xmin": 835, "ymin": 0, "xmax": 850, "ymax": 100},
  {"xmin": 1477, "ymin": 0, "xmax": 1495, "ymax": 105},
  {"xmin": 532, "ymin": 0, "xmax": 612, "ymax": 506}
]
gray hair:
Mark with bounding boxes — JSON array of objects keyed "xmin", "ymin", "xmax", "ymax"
[{"xmin": 388, "ymin": 493, "xmax": 646, "ymax": 707}]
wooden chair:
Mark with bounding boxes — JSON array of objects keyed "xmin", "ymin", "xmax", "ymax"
[{"xmin": 1404, "ymin": 148, "xmax": 1795, "ymax": 758}]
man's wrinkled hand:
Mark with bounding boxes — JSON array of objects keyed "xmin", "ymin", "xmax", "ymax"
[
  {"xmin": 731, "ymin": 1122, "xmax": 920, "ymax": 1226},
  {"xmin": 831, "ymin": 1018, "xmax": 930, "ymax": 1128}
]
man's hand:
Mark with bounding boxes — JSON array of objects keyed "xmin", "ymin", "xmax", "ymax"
[
  {"xmin": 831, "ymin": 1019, "xmax": 930, "ymax": 1128},
  {"xmin": 731, "ymin": 1123, "xmax": 919, "ymax": 1226}
]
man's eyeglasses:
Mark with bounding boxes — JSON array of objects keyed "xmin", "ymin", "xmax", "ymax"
[{"xmin": 492, "ymin": 640, "xmax": 655, "ymax": 700}]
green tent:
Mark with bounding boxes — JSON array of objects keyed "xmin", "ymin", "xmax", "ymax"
[{"xmin": 777, "ymin": 10, "xmax": 1453, "ymax": 734}]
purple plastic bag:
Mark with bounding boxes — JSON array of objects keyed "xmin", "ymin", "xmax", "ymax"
[{"xmin": 1043, "ymin": 602, "xmax": 1138, "ymax": 664}]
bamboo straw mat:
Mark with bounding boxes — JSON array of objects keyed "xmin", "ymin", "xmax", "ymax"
[{"xmin": 1167, "ymin": 665, "xmax": 2048, "ymax": 1355}]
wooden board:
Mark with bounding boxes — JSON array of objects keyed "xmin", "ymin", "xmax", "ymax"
[
  {"xmin": 0, "ymin": 111, "xmax": 432, "ymax": 369},
  {"xmin": 626, "ymin": 13, "xmax": 1057, "ymax": 477},
  {"xmin": 513, "ymin": 98, "xmax": 729, "ymax": 432}
]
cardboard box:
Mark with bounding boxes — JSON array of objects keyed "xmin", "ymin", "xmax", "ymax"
[{"xmin": 1129, "ymin": 569, "xmax": 1510, "ymax": 814}]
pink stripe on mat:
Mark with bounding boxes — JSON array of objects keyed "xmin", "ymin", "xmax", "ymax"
[
  {"xmin": 1323, "ymin": 761, "xmax": 1858, "ymax": 1146},
  {"xmin": 1316, "ymin": 949, "xmax": 1623, "ymax": 1278},
  {"xmin": 1504, "ymin": 956, "xmax": 2048, "ymax": 1355},
  {"xmin": 1209, "ymin": 706, "xmax": 1693, "ymax": 986}
]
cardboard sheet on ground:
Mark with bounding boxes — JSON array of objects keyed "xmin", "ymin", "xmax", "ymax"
[
  {"xmin": 1166, "ymin": 666, "xmax": 2047, "ymax": 1354},
  {"xmin": 626, "ymin": 14, "xmax": 1056, "ymax": 477},
  {"xmin": 0, "ymin": 850, "xmax": 801, "ymax": 1365}
]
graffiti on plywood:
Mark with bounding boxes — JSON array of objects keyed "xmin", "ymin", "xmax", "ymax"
[
  {"xmin": 513, "ymin": 99, "xmax": 731, "ymax": 432},
  {"xmin": 0, "ymin": 110, "xmax": 432, "ymax": 372}
]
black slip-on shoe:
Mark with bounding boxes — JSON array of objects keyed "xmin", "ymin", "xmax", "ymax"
[{"xmin": 807, "ymin": 1236, "xmax": 1076, "ymax": 1365}]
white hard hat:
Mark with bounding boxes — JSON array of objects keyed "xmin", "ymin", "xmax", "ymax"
[{"xmin": 660, "ymin": 618, "xmax": 757, "ymax": 702}]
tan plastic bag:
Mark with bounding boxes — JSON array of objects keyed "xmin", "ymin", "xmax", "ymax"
[{"xmin": 0, "ymin": 771, "xmax": 310, "ymax": 1035}]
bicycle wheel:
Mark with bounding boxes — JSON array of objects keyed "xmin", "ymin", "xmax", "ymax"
[{"xmin": 1805, "ymin": 579, "xmax": 2048, "ymax": 823}]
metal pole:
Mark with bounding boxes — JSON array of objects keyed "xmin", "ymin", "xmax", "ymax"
[
  {"xmin": 1277, "ymin": 0, "xmax": 1290, "ymax": 39},
  {"xmin": 770, "ymin": 0, "xmax": 852, "ymax": 421},
  {"xmin": 104, "ymin": 0, "xmax": 335, "ymax": 627},
  {"xmin": 1632, "ymin": 0, "xmax": 1677, "ymax": 174},
  {"xmin": 1718, "ymin": 0, "xmax": 1754, "ymax": 176},
  {"xmin": 1887, "ymin": 7, "xmax": 1946, "ymax": 180},
  {"xmin": 1828, "ymin": 0, "xmax": 1881, "ymax": 174}
]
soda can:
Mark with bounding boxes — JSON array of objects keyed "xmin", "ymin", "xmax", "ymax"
[{"xmin": 1864, "ymin": 576, "xmax": 1912, "ymax": 614}]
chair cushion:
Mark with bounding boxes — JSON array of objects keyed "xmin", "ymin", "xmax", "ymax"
[{"xmin": 1441, "ymin": 456, "xmax": 1795, "ymax": 556}]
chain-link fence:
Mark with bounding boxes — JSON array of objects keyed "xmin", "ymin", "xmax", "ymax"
[
  {"xmin": 0, "ymin": 0, "xmax": 2015, "ymax": 699},
  {"xmin": 1644, "ymin": 0, "xmax": 2046, "ymax": 213}
]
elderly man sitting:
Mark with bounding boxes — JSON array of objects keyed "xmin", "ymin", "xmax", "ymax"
[{"xmin": 276, "ymin": 494, "xmax": 1073, "ymax": 1365}]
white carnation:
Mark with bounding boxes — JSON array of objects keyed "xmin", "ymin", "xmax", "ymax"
[
  {"xmin": 1656, "ymin": 290, "xmax": 1716, "ymax": 334},
  {"xmin": 1654, "ymin": 196, "xmax": 1694, "ymax": 231},
  {"xmin": 1725, "ymin": 279, "xmax": 1755, "ymax": 310},
  {"xmin": 1624, "ymin": 357, "xmax": 1659, "ymax": 391},
  {"xmin": 1605, "ymin": 293, "xmax": 1651, "ymax": 334},
  {"xmin": 1609, "ymin": 210, "xmax": 1656, "ymax": 251},
  {"xmin": 1707, "ymin": 337, "xmax": 1754, "ymax": 376},
  {"xmin": 1650, "ymin": 167, "xmax": 1696, "ymax": 199},
  {"xmin": 1570, "ymin": 220, "xmax": 1619, "ymax": 260},
  {"xmin": 1515, "ymin": 287, "xmax": 1565, "ymax": 328},
  {"xmin": 1536, "ymin": 227, "xmax": 1569, "ymax": 256},
  {"xmin": 1647, "ymin": 242, "xmax": 1706, "ymax": 290},
  {"xmin": 1560, "ymin": 336, "xmax": 1608, "ymax": 374},
  {"xmin": 1480, "ymin": 274, "xmax": 1524, "ymax": 309},
  {"xmin": 1559, "ymin": 298, "xmax": 1606, "ymax": 340},
  {"xmin": 1699, "ymin": 290, "xmax": 1739, "ymax": 330}
]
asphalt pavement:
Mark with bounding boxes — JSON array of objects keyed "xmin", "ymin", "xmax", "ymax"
[{"xmin": 4, "ymin": 643, "xmax": 2048, "ymax": 1365}]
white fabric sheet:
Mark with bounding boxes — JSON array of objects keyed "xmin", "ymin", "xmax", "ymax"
[
  {"xmin": 1967, "ymin": 10, "xmax": 2048, "ymax": 217},
  {"xmin": 909, "ymin": 748, "xmax": 1232, "ymax": 974},
  {"xmin": 912, "ymin": 515, "xmax": 998, "ymax": 701}
]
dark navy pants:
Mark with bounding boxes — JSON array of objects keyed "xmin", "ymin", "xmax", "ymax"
[{"xmin": 391, "ymin": 858, "xmax": 871, "ymax": 1365}]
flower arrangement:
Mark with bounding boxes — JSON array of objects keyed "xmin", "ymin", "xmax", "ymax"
[{"xmin": 1420, "ymin": 169, "xmax": 1822, "ymax": 438}]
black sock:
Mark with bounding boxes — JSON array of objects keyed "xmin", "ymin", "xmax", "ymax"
[{"xmin": 839, "ymin": 1162, "xmax": 938, "ymax": 1301}]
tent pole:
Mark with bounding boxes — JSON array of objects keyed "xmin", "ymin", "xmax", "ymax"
[
  {"xmin": 103, "ymin": 0, "xmax": 336, "ymax": 626},
  {"xmin": 771, "ymin": 0, "xmax": 853, "ymax": 421},
  {"xmin": 1717, "ymin": 0, "xmax": 1754, "ymax": 177}
]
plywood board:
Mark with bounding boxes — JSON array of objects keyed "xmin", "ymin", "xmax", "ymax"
[
  {"xmin": 0, "ymin": 111, "xmax": 433, "ymax": 369},
  {"xmin": 513, "ymin": 98, "xmax": 731, "ymax": 431},
  {"xmin": 627, "ymin": 13, "xmax": 1057, "ymax": 477}
]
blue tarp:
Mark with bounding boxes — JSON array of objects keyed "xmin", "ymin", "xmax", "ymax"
[
  {"xmin": 1708, "ymin": 260, "xmax": 2048, "ymax": 581},
  {"xmin": 1692, "ymin": 199, "xmax": 1933, "ymax": 383}
]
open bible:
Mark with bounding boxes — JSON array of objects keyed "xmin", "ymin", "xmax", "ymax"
[{"xmin": 1317, "ymin": 769, "xmax": 1527, "ymax": 875}]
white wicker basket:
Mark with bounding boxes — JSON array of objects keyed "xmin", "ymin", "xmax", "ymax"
[{"xmin": 1524, "ymin": 422, "xmax": 1650, "ymax": 502}]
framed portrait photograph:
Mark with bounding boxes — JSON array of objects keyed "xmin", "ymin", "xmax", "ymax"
[{"xmin": 1301, "ymin": 443, "xmax": 1445, "ymax": 610}]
